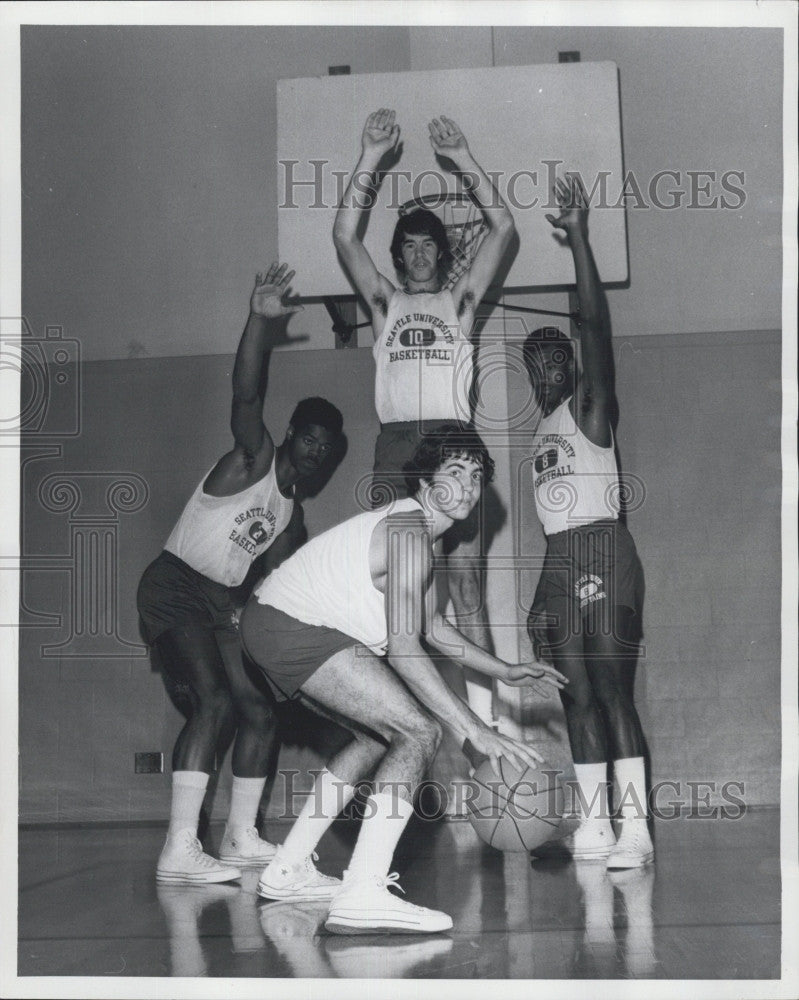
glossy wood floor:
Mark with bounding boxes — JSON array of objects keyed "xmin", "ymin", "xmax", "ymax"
[{"xmin": 18, "ymin": 809, "xmax": 780, "ymax": 981}]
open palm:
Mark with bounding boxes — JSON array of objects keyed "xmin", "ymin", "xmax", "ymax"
[
  {"xmin": 545, "ymin": 174, "xmax": 589, "ymax": 233},
  {"xmin": 428, "ymin": 116, "xmax": 469, "ymax": 159},
  {"xmin": 362, "ymin": 108, "xmax": 400, "ymax": 157},
  {"xmin": 250, "ymin": 262, "xmax": 303, "ymax": 318}
]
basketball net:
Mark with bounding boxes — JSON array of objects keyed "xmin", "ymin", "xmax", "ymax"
[{"xmin": 398, "ymin": 194, "xmax": 488, "ymax": 290}]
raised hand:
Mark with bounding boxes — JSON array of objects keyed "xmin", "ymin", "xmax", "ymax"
[
  {"xmin": 361, "ymin": 108, "xmax": 400, "ymax": 158},
  {"xmin": 250, "ymin": 262, "xmax": 303, "ymax": 319},
  {"xmin": 545, "ymin": 173, "xmax": 589, "ymax": 235},
  {"xmin": 503, "ymin": 661, "xmax": 569, "ymax": 699},
  {"xmin": 428, "ymin": 115, "xmax": 470, "ymax": 162}
]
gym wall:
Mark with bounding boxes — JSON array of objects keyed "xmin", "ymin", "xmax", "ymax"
[{"xmin": 18, "ymin": 25, "xmax": 783, "ymax": 821}]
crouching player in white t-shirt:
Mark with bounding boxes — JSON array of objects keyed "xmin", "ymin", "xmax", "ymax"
[{"xmin": 239, "ymin": 426, "xmax": 567, "ymax": 935}]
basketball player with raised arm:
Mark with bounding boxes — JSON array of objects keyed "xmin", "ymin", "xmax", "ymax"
[
  {"xmin": 525, "ymin": 176, "xmax": 653, "ymax": 868},
  {"xmin": 137, "ymin": 263, "xmax": 343, "ymax": 884},
  {"xmin": 333, "ymin": 109, "xmax": 516, "ymax": 727},
  {"xmin": 239, "ymin": 425, "xmax": 567, "ymax": 934}
]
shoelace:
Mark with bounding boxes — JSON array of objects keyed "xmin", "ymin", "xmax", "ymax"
[
  {"xmin": 298, "ymin": 851, "xmax": 320, "ymax": 872},
  {"xmin": 340, "ymin": 871, "xmax": 431, "ymax": 913},
  {"xmin": 305, "ymin": 852, "xmax": 339, "ymax": 883},
  {"xmin": 243, "ymin": 827, "xmax": 273, "ymax": 846},
  {"xmin": 187, "ymin": 836, "xmax": 219, "ymax": 869},
  {"xmin": 378, "ymin": 872, "xmax": 406, "ymax": 895},
  {"xmin": 377, "ymin": 873, "xmax": 434, "ymax": 913}
]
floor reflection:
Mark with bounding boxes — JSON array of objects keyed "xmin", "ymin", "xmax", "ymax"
[{"xmin": 18, "ymin": 810, "xmax": 780, "ymax": 980}]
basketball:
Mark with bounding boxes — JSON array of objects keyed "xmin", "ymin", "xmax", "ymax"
[{"xmin": 466, "ymin": 757, "xmax": 564, "ymax": 853}]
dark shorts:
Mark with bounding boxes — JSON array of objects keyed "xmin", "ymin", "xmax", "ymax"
[
  {"xmin": 527, "ymin": 520, "xmax": 644, "ymax": 660},
  {"xmin": 371, "ymin": 420, "xmax": 462, "ymax": 505},
  {"xmin": 136, "ymin": 550, "xmax": 238, "ymax": 646},
  {"xmin": 238, "ymin": 599, "xmax": 356, "ymax": 702}
]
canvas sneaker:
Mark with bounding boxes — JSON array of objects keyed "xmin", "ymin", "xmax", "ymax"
[
  {"xmin": 531, "ymin": 818, "xmax": 616, "ymax": 861},
  {"xmin": 156, "ymin": 828, "xmax": 242, "ymax": 884},
  {"xmin": 257, "ymin": 850, "xmax": 341, "ymax": 901},
  {"xmin": 325, "ymin": 872, "xmax": 453, "ymax": 936},
  {"xmin": 219, "ymin": 826, "xmax": 278, "ymax": 866},
  {"xmin": 606, "ymin": 819, "xmax": 654, "ymax": 869}
]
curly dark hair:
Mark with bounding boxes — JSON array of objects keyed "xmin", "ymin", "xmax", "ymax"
[
  {"xmin": 289, "ymin": 397, "xmax": 343, "ymax": 435},
  {"xmin": 403, "ymin": 423, "xmax": 495, "ymax": 496},
  {"xmin": 390, "ymin": 208, "xmax": 453, "ymax": 280}
]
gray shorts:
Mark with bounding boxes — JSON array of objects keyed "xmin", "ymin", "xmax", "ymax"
[
  {"xmin": 136, "ymin": 550, "xmax": 237, "ymax": 645},
  {"xmin": 527, "ymin": 520, "xmax": 644, "ymax": 660},
  {"xmin": 239, "ymin": 599, "xmax": 356, "ymax": 702}
]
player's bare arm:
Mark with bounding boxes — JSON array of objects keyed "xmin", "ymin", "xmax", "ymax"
[
  {"xmin": 424, "ymin": 610, "xmax": 568, "ymax": 700},
  {"xmin": 204, "ymin": 262, "xmax": 304, "ymax": 496},
  {"xmin": 383, "ymin": 516, "xmax": 542, "ymax": 774},
  {"xmin": 428, "ymin": 115, "xmax": 515, "ymax": 325},
  {"xmin": 546, "ymin": 174, "xmax": 614, "ymax": 447},
  {"xmin": 332, "ymin": 108, "xmax": 398, "ymax": 323}
]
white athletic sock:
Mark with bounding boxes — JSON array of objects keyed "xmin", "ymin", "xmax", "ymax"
[
  {"xmin": 225, "ymin": 775, "xmax": 267, "ymax": 836},
  {"xmin": 167, "ymin": 771, "xmax": 209, "ymax": 839},
  {"xmin": 279, "ymin": 769, "xmax": 355, "ymax": 864},
  {"xmin": 613, "ymin": 756, "xmax": 648, "ymax": 821},
  {"xmin": 572, "ymin": 762, "xmax": 611, "ymax": 825},
  {"xmin": 346, "ymin": 792, "xmax": 415, "ymax": 881}
]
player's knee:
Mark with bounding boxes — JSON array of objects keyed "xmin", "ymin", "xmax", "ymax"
[
  {"xmin": 234, "ymin": 694, "xmax": 276, "ymax": 733},
  {"xmin": 592, "ymin": 681, "xmax": 635, "ymax": 719},
  {"xmin": 394, "ymin": 709, "xmax": 442, "ymax": 759},
  {"xmin": 196, "ymin": 685, "xmax": 234, "ymax": 730},
  {"xmin": 424, "ymin": 714, "xmax": 444, "ymax": 753},
  {"xmin": 410, "ymin": 712, "xmax": 443, "ymax": 758},
  {"xmin": 561, "ymin": 681, "xmax": 595, "ymax": 715}
]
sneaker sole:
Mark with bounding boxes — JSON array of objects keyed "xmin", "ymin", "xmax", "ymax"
[
  {"xmin": 606, "ymin": 851, "xmax": 654, "ymax": 869},
  {"xmin": 219, "ymin": 852, "xmax": 277, "ymax": 867},
  {"xmin": 156, "ymin": 867, "xmax": 241, "ymax": 885},
  {"xmin": 257, "ymin": 881, "xmax": 339, "ymax": 901},
  {"xmin": 532, "ymin": 846, "xmax": 614, "ymax": 861},
  {"xmin": 325, "ymin": 914, "xmax": 453, "ymax": 936}
]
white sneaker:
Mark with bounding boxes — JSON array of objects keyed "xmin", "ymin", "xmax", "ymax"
[
  {"xmin": 156, "ymin": 828, "xmax": 242, "ymax": 884},
  {"xmin": 257, "ymin": 850, "xmax": 341, "ymax": 901},
  {"xmin": 606, "ymin": 819, "xmax": 654, "ymax": 869},
  {"xmin": 325, "ymin": 872, "xmax": 453, "ymax": 936},
  {"xmin": 531, "ymin": 819, "xmax": 616, "ymax": 861},
  {"xmin": 219, "ymin": 826, "xmax": 278, "ymax": 866}
]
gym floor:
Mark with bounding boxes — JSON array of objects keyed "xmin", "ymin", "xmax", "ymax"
[{"xmin": 18, "ymin": 807, "xmax": 780, "ymax": 981}]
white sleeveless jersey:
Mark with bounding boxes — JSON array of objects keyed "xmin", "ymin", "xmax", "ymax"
[
  {"xmin": 532, "ymin": 397, "xmax": 620, "ymax": 536},
  {"xmin": 164, "ymin": 455, "xmax": 294, "ymax": 587},
  {"xmin": 254, "ymin": 497, "xmax": 423, "ymax": 655},
  {"xmin": 373, "ymin": 289, "xmax": 473, "ymax": 423}
]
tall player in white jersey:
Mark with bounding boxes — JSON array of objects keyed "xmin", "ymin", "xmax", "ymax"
[
  {"xmin": 333, "ymin": 109, "xmax": 515, "ymax": 725},
  {"xmin": 137, "ymin": 263, "xmax": 342, "ymax": 884},
  {"xmin": 525, "ymin": 176, "xmax": 653, "ymax": 868}
]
